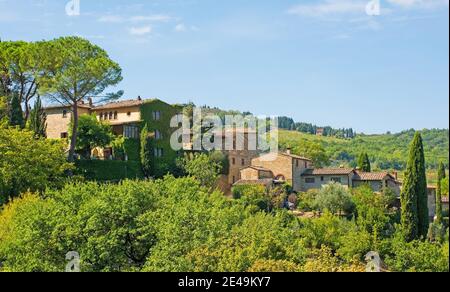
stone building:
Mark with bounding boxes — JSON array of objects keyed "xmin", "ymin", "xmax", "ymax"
[
  {"xmin": 44, "ymin": 97, "xmax": 180, "ymax": 173},
  {"xmin": 250, "ymin": 150, "xmax": 313, "ymax": 192}
]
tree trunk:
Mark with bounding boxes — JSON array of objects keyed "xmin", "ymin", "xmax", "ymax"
[{"xmin": 68, "ymin": 103, "xmax": 78, "ymax": 163}]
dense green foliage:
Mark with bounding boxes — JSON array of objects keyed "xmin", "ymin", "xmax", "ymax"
[
  {"xmin": 436, "ymin": 162, "xmax": 445, "ymax": 224},
  {"xmin": 278, "ymin": 116, "xmax": 355, "ymax": 138},
  {"xmin": 401, "ymin": 133, "xmax": 429, "ymax": 241},
  {"xmin": 8, "ymin": 93, "xmax": 24, "ymax": 128},
  {"xmin": 27, "ymin": 96, "xmax": 47, "ymax": 138},
  {"xmin": 140, "ymin": 99, "xmax": 181, "ymax": 177},
  {"xmin": 0, "ymin": 127, "xmax": 72, "ymax": 204},
  {"xmin": 140, "ymin": 124, "xmax": 152, "ymax": 177},
  {"xmin": 112, "ymin": 136, "xmax": 140, "ymax": 162},
  {"xmin": 38, "ymin": 36, "xmax": 123, "ymax": 161},
  {"xmin": 314, "ymin": 183, "xmax": 354, "ymax": 215},
  {"xmin": 69, "ymin": 114, "xmax": 113, "ymax": 158},
  {"xmin": 182, "ymin": 153, "xmax": 222, "ymax": 189},
  {"xmin": 1, "ymin": 178, "xmax": 447, "ymax": 272},
  {"xmin": 75, "ymin": 160, "xmax": 144, "ymax": 181},
  {"xmin": 279, "ymin": 129, "xmax": 448, "ymax": 170}
]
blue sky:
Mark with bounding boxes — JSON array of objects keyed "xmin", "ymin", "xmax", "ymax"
[{"xmin": 1, "ymin": 0, "xmax": 449, "ymax": 133}]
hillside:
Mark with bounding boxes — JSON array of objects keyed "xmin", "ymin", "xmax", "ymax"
[{"xmin": 279, "ymin": 128, "xmax": 449, "ymax": 171}]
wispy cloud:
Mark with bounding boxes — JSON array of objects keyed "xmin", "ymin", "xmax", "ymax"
[
  {"xmin": 98, "ymin": 14, "xmax": 173, "ymax": 23},
  {"xmin": 387, "ymin": 0, "xmax": 449, "ymax": 9},
  {"xmin": 287, "ymin": 0, "xmax": 367, "ymax": 17},
  {"xmin": 129, "ymin": 26, "xmax": 152, "ymax": 36}
]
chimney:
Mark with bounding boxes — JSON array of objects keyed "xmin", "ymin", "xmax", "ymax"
[
  {"xmin": 392, "ymin": 171, "xmax": 398, "ymax": 180},
  {"xmin": 137, "ymin": 96, "xmax": 142, "ymax": 101}
]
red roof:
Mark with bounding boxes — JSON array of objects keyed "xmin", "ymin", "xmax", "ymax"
[
  {"xmin": 302, "ymin": 168, "xmax": 355, "ymax": 176},
  {"xmin": 355, "ymin": 171, "xmax": 394, "ymax": 181}
]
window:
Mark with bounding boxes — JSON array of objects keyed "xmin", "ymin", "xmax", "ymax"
[
  {"xmin": 232, "ymin": 157, "xmax": 236, "ymax": 165},
  {"xmin": 62, "ymin": 110, "xmax": 68, "ymax": 118},
  {"xmin": 155, "ymin": 130, "xmax": 162, "ymax": 140},
  {"xmin": 241, "ymin": 158, "xmax": 245, "ymax": 166},
  {"xmin": 60, "ymin": 132, "xmax": 68, "ymax": 139},
  {"xmin": 304, "ymin": 161, "xmax": 308, "ymax": 168},
  {"xmin": 124, "ymin": 125, "xmax": 139, "ymax": 139},
  {"xmin": 154, "ymin": 148, "xmax": 164, "ymax": 158},
  {"xmin": 331, "ymin": 177, "xmax": 342, "ymax": 183},
  {"xmin": 305, "ymin": 177, "xmax": 315, "ymax": 184},
  {"xmin": 152, "ymin": 111, "xmax": 161, "ymax": 120},
  {"xmin": 127, "ymin": 112, "xmax": 131, "ymax": 116},
  {"xmin": 99, "ymin": 113, "xmax": 103, "ymax": 120},
  {"xmin": 114, "ymin": 111, "xmax": 118, "ymax": 120},
  {"xmin": 232, "ymin": 176, "xmax": 236, "ymax": 183},
  {"xmin": 109, "ymin": 112, "xmax": 113, "ymax": 120},
  {"xmin": 296, "ymin": 160, "xmax": 299, "ymax": 168},
  {"xmin": 321, "ymin": 176, "xmax": 324, "ymax": 182}
]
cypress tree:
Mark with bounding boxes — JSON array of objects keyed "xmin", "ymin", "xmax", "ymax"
[
  {"xmin": 140, "ymin": 124, "xmax": 152, "ymax": 177},
  {"xmin": 8, "ymin": 92, "xmax": 24, "ymax": 128},
  {"xmin": 401, "ymin": 132, "xmax": 428, "ymax": 241},
  {"xmin": 28, "ymin": 96, "xmax": 47, "ymax": 138},
  {"xmin": 435, "ymin": 162, "xmax": 445, "ymax": 224},
  {"xmin": 358, "ymin": 153, "xmax": 371, "ymax": 172},
  {"xmin": 364, "ymin": 153, "xmax": 371, "ymax": 172}
]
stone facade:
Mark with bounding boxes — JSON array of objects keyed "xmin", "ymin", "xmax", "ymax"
[
  {"xmin": 250, "ymin": 151, "xmax": 313, "ymax": 192},
  {"xmin": 45, "ymin": 105, "xmax": 91, "ymax": 139}
]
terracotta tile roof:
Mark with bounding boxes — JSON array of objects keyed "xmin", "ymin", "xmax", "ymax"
[
  {"xmin": 302, "ymin": 168, "xmax": 355, "ymax": 176},
  {"xmin": 233, "ymin": 178, "xmax": 274, "ymax": 187},
  {"xmin": 44, "ymin": 103, "xmax": 92, "ymax": 110},
  {"xmin": 242, "ymin": 166, "xmax": 273, "ymax": 172},
  {"xmin": 355, "ymin": 171, "xmax": 393, "ymax": 181},
  {"xmin": 280, "ymin": 152, "xmax": 313, "ymax": 161},
  {"xmin": 93, "ymin": 99, "xmax": 145, "ymax": 110}
]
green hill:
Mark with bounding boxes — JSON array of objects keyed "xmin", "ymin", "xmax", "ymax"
[{"xmin": 279, "ymin": 128, "xmax": 449, "ymax": 171}]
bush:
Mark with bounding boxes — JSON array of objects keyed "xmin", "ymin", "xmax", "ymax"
[
  {"xmin": 315, "ymin": 182, "xmax": 354, "ymax": 215},
  {"xmin": 298, "ymin": 189, "xmax": 319, "ymax": 211}
]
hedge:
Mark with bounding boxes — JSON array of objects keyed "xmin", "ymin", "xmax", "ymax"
[{"xmin": 75, "ymin": 160, "xmax": 144, "ymax": 181}]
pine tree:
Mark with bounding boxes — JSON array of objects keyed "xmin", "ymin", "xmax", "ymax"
[
  {"xmin": 435, "ymin": 161, "xmax": 445, "ymax": 224},
  {"xmin": 140, "ymin": 124, "xmax": 152, "ymax": 177},
  {"xmin": 28, "ymin": 96, "xmax": 47, "ymax": 138},
  {"xmin": 401, "ymin": 132, "xmax": 428, "ymax": 241},
  {"xmin": 8, "ymin": 92, "xmax": 24, "ymax": 128}
]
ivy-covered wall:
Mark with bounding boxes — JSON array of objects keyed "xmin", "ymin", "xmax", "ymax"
[
  {"xmin": 140, "ymin": 99, "xmax": 182, "ymax": 177},
  {"xmin": 75, "ymin": 160, "xmax": 144, "ymax": 181}
]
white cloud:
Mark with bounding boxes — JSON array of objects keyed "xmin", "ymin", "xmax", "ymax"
[
  {"xmin": 130, "ymin": 14, "xmax": 173, "ymax": 22},
  {"xmin": 174, "ymin": 23, "xmax": 187, "ymax": 32},
  {"xmin": 287, "ymin": 0, "xmax": 367, "ymax": 17},
  {"xmin": 129, "ymin": 26, "xmax": 152, "ymax": 36},
  {"xmin": 98, "ymin": 14, "xmax": 173, "ymax": 23},
  {"xmin": 387, "ymin": 0, "xmax": 449, "ymax": 9},
  {"xmin": 98, "ymin": 15, "xmax": 124, "ymax": 23}
]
